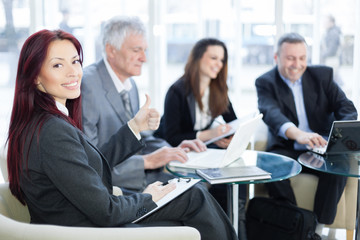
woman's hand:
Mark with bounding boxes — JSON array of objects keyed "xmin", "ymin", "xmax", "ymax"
[
  {"xmin": 197, "ymin": 124, "xmax": 231, "ymax": 142},
  {"xmin": 128, "ymin": 94, "xmax": 160, "ymax": 135},
  {"xmin": 214, "ymin": 135, "xmax": 233, "ymax": 149},
  {"xmin": 143, "ymin": 181, "xmax": 176, "ymax": 202}
]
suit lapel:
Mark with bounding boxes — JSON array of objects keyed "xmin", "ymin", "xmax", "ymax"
[
  {"xmin": 81, "ymin": 131, "xmax": 113, "ymax": 190},
  {"xmin": 301, "ymin": 70, "xmax": 318, "ymax": 123},
  {"xmin": 186, "ymin": 93, "xmax": 196, "ymax": 126},
  {"xmin": 98, "ymin": 61, "xmax": 128, "ymax": 124},
  {"xmin": 275, "ymin": 70, "xmax": 298, "ymax": 123}
]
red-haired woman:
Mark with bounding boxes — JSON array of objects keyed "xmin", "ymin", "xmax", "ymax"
[
  {"xmin": 156, "ymin": 38, "xmax": 237, "ymax": 149},
  {"xmin": 6, "ymin": 29, "xmax": 237, "ymax": 240}
]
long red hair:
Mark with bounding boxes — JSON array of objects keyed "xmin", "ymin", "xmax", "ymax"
[{"xmin": 6, "ymin": 29, "xmax": 83, "ymax": 204}]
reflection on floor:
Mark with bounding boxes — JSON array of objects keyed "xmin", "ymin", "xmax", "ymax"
[{"xmin": 322, "ymin": 228, "xmax": 350, "ymax": 240}]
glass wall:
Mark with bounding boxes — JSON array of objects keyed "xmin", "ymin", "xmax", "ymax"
[{"xmin": 0, "ymin": 0, "xmax": 359, "ymax": 155}]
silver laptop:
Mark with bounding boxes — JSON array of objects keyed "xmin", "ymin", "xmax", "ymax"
[
  {"xmin": 169, "ymin": 113, "xmax": 263, "ymax": 169},
  {"xmin": 310, "ymin": 120, "xmax": 360, "ymax": 155}
]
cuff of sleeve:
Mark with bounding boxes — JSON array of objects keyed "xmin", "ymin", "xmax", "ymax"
[
  {"xmin": 196, "ymin": 131, "xmax": 200, "ymax": 139},
  {"xmin": 127, "ymin": 122, "xmax": 142, "ymax": 140},
  {"xmin": 279, "ymin": 122, "xmax": 296, "ymax": 140}
]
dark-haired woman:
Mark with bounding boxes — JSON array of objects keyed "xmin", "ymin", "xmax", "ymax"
[
  {"xmin": 155, "ymin": 39, "xmax": 247, "ymax": 228},
  {"xmin": 156, "ymin": 38, "xmax": 237, "ymax": 149}
]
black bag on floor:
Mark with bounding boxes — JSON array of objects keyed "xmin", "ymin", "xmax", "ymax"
[{"xmin": 246, "ymin": 197, "xmax": 321, "ymax": 240}]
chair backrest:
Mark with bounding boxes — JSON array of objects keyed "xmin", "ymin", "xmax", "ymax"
[
  {"xmin": 0, "ymin": 152, "xmax": 8, "ymax": 182},
  {"xmin": 0, "ymin": 182, "xmax": 30, "ymax": 223},
  {"xmin": 251, "ymin": 119, "xmax": 268, "ymax": 151}
]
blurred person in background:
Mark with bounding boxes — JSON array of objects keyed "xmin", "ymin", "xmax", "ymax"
[{"xmin": 320, "ymin": 14, "xmax": 343, "ymax": 86}]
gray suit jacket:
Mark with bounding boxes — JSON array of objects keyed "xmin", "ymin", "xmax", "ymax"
[
  {"xmin": 81, "ymin": 59, "xmax": 170, "ymax": 191},
  {"xmin": 20, "ymin": 115, "xmax": 156, "ymax": 226}
]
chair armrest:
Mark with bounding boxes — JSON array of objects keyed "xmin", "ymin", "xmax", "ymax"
[{"xmin": 0, "ymin": 214, "xmax": 201, "ymax": 240}]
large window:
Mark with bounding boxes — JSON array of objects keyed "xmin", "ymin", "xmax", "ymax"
[{"xmin": 0, "ymin": 0, "xmax": 359, "ymax": 154}]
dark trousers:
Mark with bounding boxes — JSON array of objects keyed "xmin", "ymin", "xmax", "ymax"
[
  {"xmin": 265, "ymin": 148, "xmax": 347, "ymax": 224},
  {"xmin": 138, "ymin": 183, "xmax": 238, "ymax": 240}
]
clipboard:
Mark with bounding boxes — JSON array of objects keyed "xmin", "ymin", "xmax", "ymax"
[{"xmin": 132, "ymin": 178, "xmax": 201, "ymax": 223}]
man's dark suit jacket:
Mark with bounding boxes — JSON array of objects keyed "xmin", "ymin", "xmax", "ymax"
[
  {"xmin": 255, "ymin": 65, "xmax": 357, "ymax": 152},
  {"xmin": 156, "ymin": 77, "xmax": 237, "ymax": 147},
  {"xmin": 20, "ymin": 115, "xmax": 156, "ymax": 227}
]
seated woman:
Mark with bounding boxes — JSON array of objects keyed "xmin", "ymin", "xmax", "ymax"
[
  {"xmin": 155, "ymin": 38, "xmax": 237, "ymax": 149},
  {"xmin": 155, "ymin": 38, "xmax": 247, "ymax": 229},
  {"xmin": 6, "ymin": 29, "xmax": 237, "ymax": 240}
]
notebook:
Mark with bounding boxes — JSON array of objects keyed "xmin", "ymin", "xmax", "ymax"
[
  {"xmin": 169, "ymin": 113, "xmax": 263, "ymax": 169},
  {"xmin": 309, "ymin": 120, "xmax": 360, "ymax": 155},
  {"xmin": 196, "ymin": 166, "xmax": 271, "ymax": 184}
]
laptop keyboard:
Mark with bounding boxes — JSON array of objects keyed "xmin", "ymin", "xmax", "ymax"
[
  {"xmin": 186, "ymin": 149, "xmax": 225, "ymax": 165},
  {"xmin": 169, "ymin": 148, "xmax": 226, "ymax": 169},
  {"xmin": 311, "ymin": 145, "xmax": 327, "ymax": 155}
]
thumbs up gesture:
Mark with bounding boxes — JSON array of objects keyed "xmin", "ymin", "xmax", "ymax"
[{"xmin": 128, "ymin": 94, "xmax": 160, "ymax": 135}]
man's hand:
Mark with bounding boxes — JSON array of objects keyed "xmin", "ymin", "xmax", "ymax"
[
  {"xmin": 142, "ymin": 181, "xmax": 176, "ymax": 202},
  {"xmin": 295, "ymin": 132, "xmax": 327, "ymax": 148},
  {"xmin": 178, "ymin": 139, "xmax": 207, "ymax": 152},
  {"xmin": 143, "ymin": 146, "xmax": 188, "ymax": 169},
  {"xmin": 128, "ymin": 94, "xmax": 160, "ymax": 134},
  {"xmin": 286, "ymin": 126, "xmax": 327, "ymax": 148}
]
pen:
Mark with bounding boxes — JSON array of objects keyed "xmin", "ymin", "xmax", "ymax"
[{"xmin": 213, "ymin": 119, "xmax": 229, "ymax": 133}]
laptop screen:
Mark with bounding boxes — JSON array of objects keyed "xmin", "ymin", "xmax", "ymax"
[{"xmin": 327, "ymin": 120, "xmax": 360, "ymax": 154}]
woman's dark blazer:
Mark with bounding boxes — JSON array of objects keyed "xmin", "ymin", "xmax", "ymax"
[
  {"xmin": 156, "ymin": 77, "xmax": 237, "ymax": 147},
  {"xmin": 20, "ymin": 115, "xmax": 157, "ymax": 227}
]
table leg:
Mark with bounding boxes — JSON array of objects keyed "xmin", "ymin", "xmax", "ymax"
[
  {"xmin": 226, "ymin": 184, "xmax": 233, "ymax": 221},
  {"xmin": 233, "ymin": 184, "xmax": 239, "ymax": 234},
  {"xmin": 226, "ymin": 184, "xmax": 239, "ymax": 235},
  {"xmin": 356, "ymin": 178, "xmax": 360, "ymax": 240}
]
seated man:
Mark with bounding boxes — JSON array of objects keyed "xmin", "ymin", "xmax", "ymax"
[
  {"xmin": 81, "ymin": 16, "xmax": 206, "ymax": 192},
  {"xmin": 255, "ymin": 32, "xmax": 357, "ymax": 235}
]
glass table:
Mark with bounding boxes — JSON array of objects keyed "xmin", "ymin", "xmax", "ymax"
[
  {"xmin": 298, "ymin": 151, "xmax": 360, "ymax": 240},
  {"xmin": 166, "ymin": 150, "xmax": 302, "ymax": 235}
]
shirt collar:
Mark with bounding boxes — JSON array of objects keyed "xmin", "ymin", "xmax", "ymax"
[
  {"xmin": 103, "ymin": 56, "xmax": 132, "ymax": 93},
  {"xmin": 55, "ymin": 101, "xmax": 69, "ymax": 116},
  {"xmin": 279, "ymin": 72, "xmax": 302, "ymax": 87}
]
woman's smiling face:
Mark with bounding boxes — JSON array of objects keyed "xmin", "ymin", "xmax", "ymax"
[
  {"xmin": 199, "ymin": 45, "xmax": 224, "ymax": 80},
  {"xmin": 36, "ymin": 39, "xmax": 82, "ymax": 105}
]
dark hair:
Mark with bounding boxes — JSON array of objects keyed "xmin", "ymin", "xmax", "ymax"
[
  {"xmin": 183, "ymin": 38, "xmax": 229, "ymax": 118},
  {"xmin": 276, "ymin": 32, "xmax": 307, "ymax": 55},
  {"xmin": 7, "ymin": 29, "xmax": 83, "ymax": 204},
  {"xmin": 327, "ymin": 15, "xmax": 336, "ymax": 24}
]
